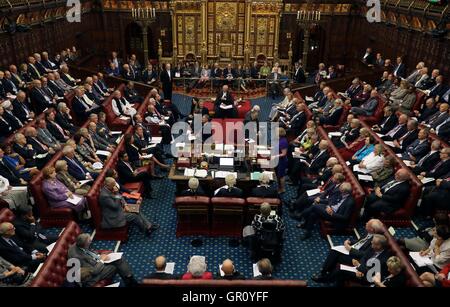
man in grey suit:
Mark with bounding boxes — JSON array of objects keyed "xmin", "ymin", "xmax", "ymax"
[
  {"xmin": 67, "ymin": 233, "xmax": 137, "ymax": 287},
  {"xmin": 99, "ymin": 177, "xmax": 159, "ymax": 235},
  {"xmin": 350, "ymin": 90, "xmax": 379, "ymax": 116},
  {"xmin": 88, "ymin": 122, "xmax": 115, "ymax": 152},
  {"xmin": 36, "ymin": 119, "xmax": 61, "ymax": 150}
]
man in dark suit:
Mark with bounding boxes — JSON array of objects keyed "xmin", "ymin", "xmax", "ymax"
[
  {"xmin": 350, "ymin": 90, "xmax": 379, "ymax": 116},
  {"xmin": 27, "ymin": 56, "xmax": 42, "ymax": 80},
  {"xmin": 251, "ymin": 173, "xmax": 277, "ymax": 198},
  {"xmin": 160, "ymin": 63, "xmax": 173, "ymax": 101},
  {"xmin": 293, "ymin": 62, "xmax": 306, "ymax": 84},
  {"xmin": 214, "ymin": 174, "xmax": 243, "ymax": 197},
  {"xmin": 55, "ymin": 102, "xmax": 78, "ymax": 135},
  {"xmin": 68, "ymin": 233, "xmax": 137, "ymax": 287},
  {"xmin": 372, "ymin": 106, "xmax": 397, "ymax": 135},
  {"xmin": 144, "ymin": 256, "xmax": 176, "ymax": 280},
  {"xmin": 0, "ymin": 106, "xmax": 13, "ymax": 140},
  {"xmin": 328, "ymin": 234, "xmax": 391, "ymax": 286},
  {"xmin": 284, "ymin": 103, "xmax": 307, "ymax": 136},
  {"xmin": 24, "ymin": 127, "xmax": 55, "ymax": 164},
  {"xmin": 289, "ymin": 140, "xmax": 330, "ymax": 185},
  {"xmin": 62, "ymin": 145, "xmax": 92, "ymax": 181},
  {"xmin": 415, "ymin": 98, "xmax": 438, "ymax": 123},
  {"xmin": 390, "ymin": 119, "xmax": 419, "ymax": 154},
  {"xmin": 124, "ymin": 81, "xmax": 143, "ymax": 104},
  {"xmin": 410, "ymin": 140, "xmax": 441, "ymax": 175},
  {"xmin": 12, "ymin": 91, "xmax": 34, "ymax": 123},
  {"xmin": 312, "ymin": 218, "xmax": 384, "ymax": 283},
  {"xmin": 217, "ymin": 259, "xmax": 246, "ymax": 280},
  {"xmin": 299, "ymin": 183, "xmax": 355, "ymax": 240},
  {"xmin": 46, "ymin": 111, "xmax": 69, "ymax": 142},
  {"xmin": 436, "ymin": 116, "xmax": 450, "ymax": 141},
  {"xmin": 30, "ymin": 79, "xmax": 57, "ymax": 114},
  {"xmin": 424, "ymin": 103, "xmax": 449, "ymax": 129},
  {"xmin": 427, "ymin": 76, "xmax": 448, "ymax": 99},
  {"xmin": 210, "ymin": 62, "xmax": 223, "ymax": 88},
  {"xmin": 178, "ymin": 177, "xmax": 208, "ymax": 197},
  {"xmin": 318, "ymin": 99, "xmax": 344, "ymax": 126},
  {"xmin": 99, "ymin": 177, "xmax": 158, "ymax": 235},
  {"xmin": 12, "ymin": 208, "xmax": 58, "ymax": 253},
  {"xmin": 392, "ymin": 56, "xmax": 406, "ymax": 78},
  {"xmin": 1, "ymin": 71, "xmax": 19, "ymax": 95},
  {"xmin": 381, "ymin": 114, "xmax": 409, "ymax": 141},
  {"xmin": 417, "ymin": 147, "xmax": 450, "ymax": 179},
  {"xmin": 0, "ymin": 222, "xmax": 46, "ymax": 272},
  {"xmin": 116, "ymin": 151, "xmax": 156, "ymax": 197},
  {"xmin": 215, "ymin": 85, "xmax": 236, "ymax": 118},
  {"xmin": 401, "ymin": 129, "xmax": 430, "ymax": 161},
  {"xmin": 121, "ymin": 64, "xmax": 136, "ymax": 81},
  {"xmin": 2, "ymin": 100, "xmax": 23, "ymax": 131},
  {"xmin": 363, "ymin": 169, "xmax": 411, "ymax": 220},
  {"xmin": 362, "ymin": 48, "xmax": 376, "ymax": 65},
  {"xmin": 333, "ymin": 118, "xmax": 361, "ymax": 148}
]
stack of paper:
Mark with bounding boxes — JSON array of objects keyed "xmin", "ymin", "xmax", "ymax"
[
  {"xmin": 141, "ymin": 154, "xmax": 154, "ymax": 159},
  {"xmin": 92, "ymin": 162, "xmax": 103, "ymax": 170},
  {"xmin": 306, "ymin": 188, "xmax": 321, "ymax": 197},
  {"xmin": 215, "ymin": 171, "xmax": 237, "ymax": 179},
  {"xmin": 102, "ymin": 252, "xmax": 123, "ymax": 264},
  {"xmin": 105, "ymin": 282, "xmax": 121, "ymax": 287},
  {"xmin": 384, "ymin": 141, "xmax": 396, "ymax": 147},
  {"xmin": 11, "ymin": 186, "xmax": 28, "ymax": 191},
  {"xmin": 358, "ymin": 174, "xmax": 373, "ymax": 181},
  {"xmin": 184, "ymin": 168, "xmax": 196, "ymax": 177},
  {"xmin": 96, "ymin": 150, "xmax": 111, "ymax": 157},
  {"xmin": 340, "ymin": 264, "xmax": 358, "ymax": 273},
  {"xmin": 353, "ymin": 165, "xmax": 370, "ymax": 174},
  {"xmin": 150, "ymin": 137, "xmax": 162, "ymax": 144},
  {"xmin": 331, "ymin": 245, "xmax": 350, "ymax": 255},
  {"xmin": 328, "ymin": 132, "xmax": 342, "ymax": 137},
  {"xmin": 376, "ymin": 133, "xmax": 385, "ymax": 137},
  {"xmin": 195, "ymin": 169, "xmax": 208, "ymax": 178},
  {"xmin": 409, "ymin": 252, "xmax": 433, "ymax": 267},
  {"xmin": 305, "ymin": 96, "xmax": 314, "ymax": 102},
  {"xmin": 257, "ymin": 149, "xmax": 271, "ymax": 156},
  {"xmin": 46, "ymin": 242, "xmax": 56, "ymax": 253},
  {"xmin": 253, "ymin": 263, "xmax": 262, "ymax": 277},
  {"xmin": 421, "ymin": 177, "xmax": 435, "ymax": 184},
  {"xmin": 165, "ymin": 262, "xmax": 175, "ymax": 274},
  {"xmin": 142, "ymin": 144, "xmax": 157, "ymax": 150},
  {"xmin": 66, "ymin": 194, "xmax": 82, "ymax": 205}
]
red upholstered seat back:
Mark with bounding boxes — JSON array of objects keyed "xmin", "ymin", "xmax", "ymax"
[
  {"xmin": 174, "ymin": 196, "xmax": 211, "ymax": 236},
  {"xmin": 30, "ymin": 221, "xmax": 81, "ymax": 287},
  {"xmin": 210, "ymin": 197, "xmax": 246, "ymax": 237},
  {"xmin": 413, "ymin": 91, "xmax": 426, "ymax": 113},
  {"xmin": 141, "ymin": 279, "xmax": 307, "ymax": 287},
  {"xmin": 236, "ymin": 100, "xmax": 251, "ymax": 118},
  {"xmin": 324, "ymin": 105, "xmax": 350, "ymax": 132},
  {"xmin": 245, "ymin": 197, "xmax": 281, "ymax": 224}
]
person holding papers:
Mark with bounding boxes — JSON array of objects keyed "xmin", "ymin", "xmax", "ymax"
[
  {"xmin": 99, "ymin": 177, "xmax": 158, "ymax": 236},
  {"xmin": 178, "ymin": 178, "xmax": 207, "ymax": 197},
  {"xmin": 214, "ymin": 85, "xmax": 236, "ymax": 118},
  {"xmin": 124, "ymin": 133, "xmax": 169, "ymax": 171},
  {"xmin": 42, "ymin": 166, "xmax": 89, "ymax": 219},
  {"xmin": 133, "ymin": 125, "xmax": 168, "ymax": 164},
  {"xmin": 348, "ymin": 135, "xmax": 376, "ymax": 166},
  {"xmin": 389, "ymin": 119, "xmax": 419, "ymax": 154},
  {"xmin": 111, "ymin": 90, "xmax": 137, "ymax": 120},
  {"xmin": 312, "ymin": 219, "xmax": 384, "ymax": 283},
  {"xmin": 214, "ymin": 174, "xmax": 243, "ymax": 198},
  {"xmin": 73, "ymin": 134, "xmax": 102, "ymax": 165},
  {"xmin": 87, "ymin": 122, "xmax": 116, "ymax": 153},
  {"xmin": 416, "ymin": 147, "xmax": 450, "ymax": 181},
  {"xmin": 362, "ymin": 169, "xmax": 411, "ymax": 221},
  {"xmin": 144, "ymin": 103, "xmax": 172, "ymax": 145},
  {"xmin": 12, "ymin": 208, "xmax": 58, "ymax": 253},
  {"xmin": 372, "ymin": 256, "xmax": 407, "ymax": 287},
  {"xmin": 328, "ymin": 234, "xmax": 391, "ymax": 286},
  {"xmin": 299, "ymin": 183, "xmax": 355, "ymax": 241},
  {"xmin": 55, "ymin": 160, "xmax": 91, "ymax": 196},
  {"xmin": 13, "ymin": 132, "xmax": 49, "ymax": 169},
  {"xmin": 0, "ymin": 173, "xmax": 30, "ymax": 212},
  {"xmin": 357, "ymin": 144, "xmax": 385, "ymax": 173},
  {"xmin": 144, "ymin": 255, "xmax": 176, "ymax": 280},
  {"xmin": 416, "ymin": 225, "xmax": 450, "ymax": 274},
  {"xmin": 68, "ymin": 233, "xmax": 137, "ymax": 287}
]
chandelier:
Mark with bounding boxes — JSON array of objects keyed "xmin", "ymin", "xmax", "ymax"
[
  {"xmin": 131, "ymin": 1, "xmax": 157, "ymax": 22},
  {"xmin": 296, "ymin": 10, "xmax": 322, "ymax": 25}
]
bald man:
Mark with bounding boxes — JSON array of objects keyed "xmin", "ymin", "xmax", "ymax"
[
  {"xmin": 362, "ymin": 169, "xmax": 411, "ymax": 220},
  {"xmin": 144, "ymin": 256, "xmax": 176, "ymax": 280},
  {"xmin": 217, "ymin": 259, "xmax": 245, "ymax": 280}
]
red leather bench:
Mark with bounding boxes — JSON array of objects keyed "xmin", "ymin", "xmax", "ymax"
[
  {"xmin": 174, "ymin": 196, "xmax": 211, "ymax": 237},
  {"xmin": 323, "ymin": 104, "xmax": 351, "ymax": 132},
  {"xmin": 141, "ymin": 279, "xmax": 307, "ymax": 287},
  {"xmin": 210, "ymin": 197, "xmax": 246, "ymax": 237}
]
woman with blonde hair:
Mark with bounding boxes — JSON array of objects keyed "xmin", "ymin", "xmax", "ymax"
[{"xmin": 373, "ymin": 256, "xmax": 406, "ymax": 287}]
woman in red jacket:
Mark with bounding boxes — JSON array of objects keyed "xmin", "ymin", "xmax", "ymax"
[
  {"xmin": 420, "ymin": 263, "xmax": 450, "ymax": 287},
  {"xmin": 338, "ymin": 128, "xmax": 371, "ymax": 161},
  {"xmin": 181, "ymin": 256, "xmax": 213, "ymax": 280}
]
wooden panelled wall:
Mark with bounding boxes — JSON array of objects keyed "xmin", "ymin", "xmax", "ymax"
[
  {"xmin": 348, "ymin": 16, "xmax": 450, "ymax": 77},
  {"xmin": 0, "ymin": 13, "xmax": 99, "ymax": 69}
]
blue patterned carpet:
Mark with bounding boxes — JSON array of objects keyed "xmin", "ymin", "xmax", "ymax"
[{"xmin": 44, "ymin": 93, "xmax": 421, "ymax": 286}]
